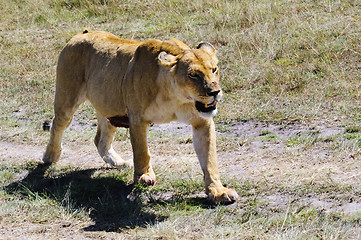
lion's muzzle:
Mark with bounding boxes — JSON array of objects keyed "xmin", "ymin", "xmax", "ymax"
[
  {"xmin": 195, "ymin": 87, "xmax": 222, "ymax": 116},
  {"xmin": 195, "ymin": 100, "xmax": 217, "ymax": 113},
  {"xmin": 207, "ymin": 89, "xmax": 220, "ymax": 97}
]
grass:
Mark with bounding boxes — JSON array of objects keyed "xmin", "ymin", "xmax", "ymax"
[
  {"xmin": 1, "ymin": 161, "xmax": 360, "ymax": 239},
  {"xmin": 1, "ymin": 0, "xmax": 361, "ymax": 136},
  {"xmin": 1, "ymin": 0, "xmax": 361, "ymax": 239}
]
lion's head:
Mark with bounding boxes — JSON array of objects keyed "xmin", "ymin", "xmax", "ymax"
[{"xmin": 158, "ymin": 42, "xmax": 222, "ymax": 119}]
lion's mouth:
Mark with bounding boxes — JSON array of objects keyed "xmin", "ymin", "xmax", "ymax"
[{"xmin": 195, "ymin": 100, "xmax": 217, "ymax": 113}]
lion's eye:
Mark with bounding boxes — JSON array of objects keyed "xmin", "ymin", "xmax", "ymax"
[
  {"xmin": 212, "ymin": 67, "xmax": 218, "ymax": 73},
  {"xmin": 188, "ymin": 72, "xmax": 201, "ymax": 81}
]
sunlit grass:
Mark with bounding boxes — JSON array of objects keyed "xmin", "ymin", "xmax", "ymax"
[{"xmin": 1, "ymin": 0, "xmax": 361, "ymax": 239}]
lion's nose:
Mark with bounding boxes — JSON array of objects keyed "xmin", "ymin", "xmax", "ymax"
[{"xmin": 207, "ymin": 89, "xmax": 220, "ymax": 97}]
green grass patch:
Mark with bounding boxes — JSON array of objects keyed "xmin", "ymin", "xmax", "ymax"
[{"xmin": 287, "ymin": 130, "xmax": 326, "ymax": 148}]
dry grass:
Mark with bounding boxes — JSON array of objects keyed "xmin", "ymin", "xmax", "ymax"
[
  {"xmin": 1, "ymin": 0, "xmax": 361, "ymax": 239},
  {"xmin": 1, "ymin": 0, "xmax": 360, "ymax": 128}
]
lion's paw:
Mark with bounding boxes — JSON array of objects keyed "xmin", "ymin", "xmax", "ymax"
[
  {"xmin": 43, "ymin": 147, "xmax": 61, "ymax": 164},
  {"xmin": 138, "ymin": 172, "xmax": 156, "ymax": 186},
  {"xmin": 112, "ymin": 159, "xmax": 133, "ymax": 169},
  {"xmin": 207, "ymin": 186, "xmax": 239, "ymax": 204},
  {"xmin": 102, "ymin": 152, "xmax": 132, "ymax": 169}
]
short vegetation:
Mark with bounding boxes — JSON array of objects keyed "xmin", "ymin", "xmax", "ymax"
[{"xmin": 0, "ymin": 0, "xmax": 360, "ymax": 239}]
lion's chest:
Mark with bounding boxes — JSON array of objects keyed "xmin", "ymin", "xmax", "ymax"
[
  {"xmin": 143, "ymin": 100, "xmax": 178, "ymax": 124},
  {"xmin": 141, "ymin": 88, "xmax": 198, "ymax": 124},
  {"xmin": 143, "ymin": 91, "xmax": 193, "ymax": 124}
]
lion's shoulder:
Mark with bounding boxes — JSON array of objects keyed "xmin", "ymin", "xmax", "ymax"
[{"xmin": 135, "ymin": 38, "xmax": 187, "ymax": 58}]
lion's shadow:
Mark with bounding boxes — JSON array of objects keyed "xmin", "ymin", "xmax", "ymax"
[{"xmin": 5, "ymin": 163, "xmax": 167, "ymax": 232}]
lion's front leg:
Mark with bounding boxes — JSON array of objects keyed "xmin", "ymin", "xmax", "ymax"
[
  {"xmin": 95, "ymin": 113, "xmax": 132, "ymax": 168},
  {"xmin": 192, "ymin": 118, "xmax": 239, "ymax": 204},
  {"xmin": 129, "ymin": 120, "xmax": 155, "ymax": 185}
]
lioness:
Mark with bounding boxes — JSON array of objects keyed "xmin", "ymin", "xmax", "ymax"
[{"xmin": 43, "ymin": 30, "xmax": 238, "ymax": 204}]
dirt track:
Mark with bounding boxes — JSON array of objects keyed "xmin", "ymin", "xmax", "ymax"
[
  {"xmin": 1, "ymin": 120, "xmax": 361, "ymax": 239},
  {"xmin": 1, "ymin": 120, "xmax": 359, "ymax": 188}
]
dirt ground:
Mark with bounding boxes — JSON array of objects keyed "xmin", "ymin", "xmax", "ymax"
[
  {"xmin": 1, "ymin": 120, "xmax": 360, "ymax": 201},
  {"xmin": 0, "ymin": 120, "xmax": 360, "ymax": 239}
]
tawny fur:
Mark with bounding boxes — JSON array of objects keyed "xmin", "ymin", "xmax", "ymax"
[{"xmin": 43, "ymin": 30, "xmax": 238, "ymax": 204}]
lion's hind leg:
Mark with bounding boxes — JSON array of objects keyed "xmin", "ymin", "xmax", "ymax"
[
  {"xmin": 95, "ymin": 113, "xmax": 132, "ymax": 168},
  {"xmin": 43, "ymin": 59, "xmax": 87, "ymax": 164},
  {"xmin": 43, "ymin": 115, "xmax": 70, "ymax": 164},
  {"xmin": 43, "ymin": 95, "xmax": 85, "ymax": 164}
]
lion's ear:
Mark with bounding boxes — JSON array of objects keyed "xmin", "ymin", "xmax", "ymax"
[
  {"xmin": 158, "ymin": 51, "xmax": 178, "ymax": 68},
  {"xmin": 196, "ymin": 42, "xmax": 216, "ymax": 56}
]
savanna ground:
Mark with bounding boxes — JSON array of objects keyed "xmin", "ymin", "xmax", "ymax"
[{"xmin": 0, "ymin": 0, "xmax": 361, "ymax": 239}]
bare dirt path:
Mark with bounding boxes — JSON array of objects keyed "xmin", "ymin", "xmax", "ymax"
[
  {"xmin": 0, "ymin": 120, "xmax": 358, "ymax": 187},
  {"xmin": 0, "ymin": 120, "xmax": 360, "ymax": 239},
  {"xmin": 1, "ymin": 120, "xmax": 360, "ymax": 206}
]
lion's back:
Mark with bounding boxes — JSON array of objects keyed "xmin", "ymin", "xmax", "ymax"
[
  {"xmin": 61, "ymin": 30, "xmax": 140, "ymax": 61},
  {"xmin": 56, "ymin": 30, "xmax": 140, "ymax": 85}
]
